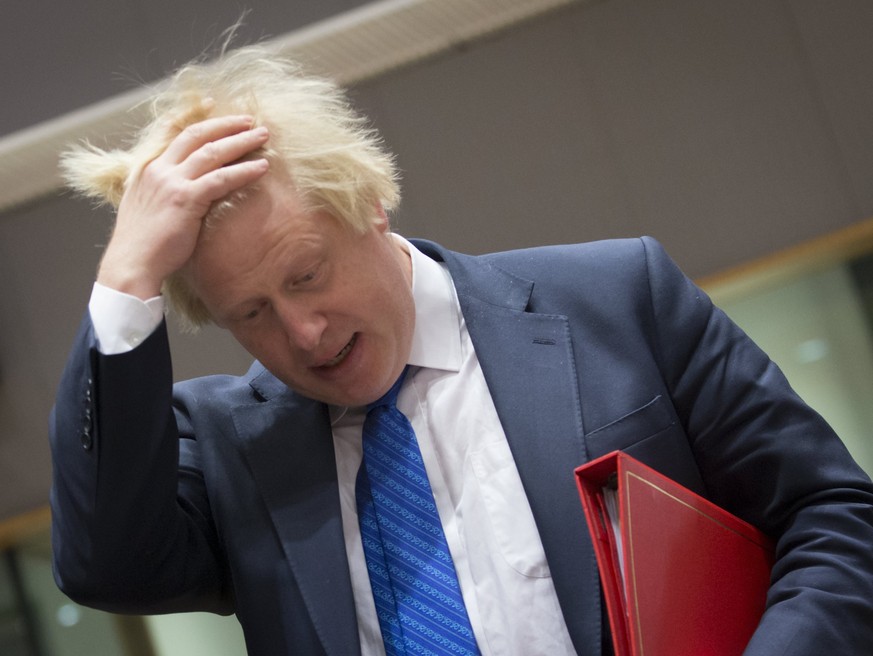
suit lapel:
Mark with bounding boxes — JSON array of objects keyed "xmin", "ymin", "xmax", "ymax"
[
  {"xmin": 415, "ymin": 240, "xmax": 603, "ymax": 653},
  {"xmin": 231, "ymin": 368, "xmax": 359, "ymax": 655}
]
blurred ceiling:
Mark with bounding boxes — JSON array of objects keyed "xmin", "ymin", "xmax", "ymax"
[{"xmin": 0, "ymin": 0, "xmax": 584, "ymax": 212}]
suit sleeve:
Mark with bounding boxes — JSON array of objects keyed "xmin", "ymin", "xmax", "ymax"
[
  {"xmin": 640, "ymin": 237, "xmax": 873, "ymax": 654},
  {"xmin": 49, "ymin": 312, "xmax": 232, "ymax": 615}
]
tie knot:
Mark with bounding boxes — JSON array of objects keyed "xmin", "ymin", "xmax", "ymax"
[{"xmin": 367, "ymin": 366, "xmax": 409, "ymax": 412}]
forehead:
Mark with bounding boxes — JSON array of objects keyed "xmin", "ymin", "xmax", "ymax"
[
  {"xmin": 188, "ymin": 181, "xmax": 321, "ymax": 283},
  {"xmin": 204, "ymin": 169, "xmax": 301, "ymax": 228}
]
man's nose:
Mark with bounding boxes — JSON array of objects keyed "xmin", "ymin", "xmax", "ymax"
[{"xmin": 275, "ymin": 303, "xmax": 326, "ymax": 352}]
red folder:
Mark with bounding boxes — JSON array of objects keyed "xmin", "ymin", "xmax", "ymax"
[{"xmin": 575, "ymin": 451, "xmax": 774, "ymax": 656}]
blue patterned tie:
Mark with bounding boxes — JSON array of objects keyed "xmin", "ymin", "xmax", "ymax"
[{"xmin": 356, "ymin": 367, "xmax": 480, "ymax": 656}]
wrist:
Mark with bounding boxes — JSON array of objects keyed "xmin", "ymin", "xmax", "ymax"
[{"xmin": 97, "ymin": 256, "xmax": 164, "ymax": 301}]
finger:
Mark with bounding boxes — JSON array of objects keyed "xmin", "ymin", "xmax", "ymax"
[
  {"xmin": 187, "ymin": 157, "xmax": 271, "ymax": 204},
  {"xmin": 161, "ymin": 115, "xmax": 257, "ymax": 165},
  {"xmin": 180, "ymin": 126, "xmax": 270, "ymax": 179}
]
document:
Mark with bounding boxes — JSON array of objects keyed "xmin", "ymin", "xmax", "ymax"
[{"xmin": 575, "ymin": 451, "xmax": 774, "ymax": 656}]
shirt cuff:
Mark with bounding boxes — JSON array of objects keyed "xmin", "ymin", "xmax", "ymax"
[{"xmin": 89, "ymin": 281, "xmax": 166, "ymax": 355}]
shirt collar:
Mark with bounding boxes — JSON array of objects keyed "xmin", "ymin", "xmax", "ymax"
[
  {"xmin": 330, "ymin": 235, "xmax": 463, "ymax": 425},
  {"xmin": 394, "ymin": 234, "xmax": 462, "ymax": 373}
]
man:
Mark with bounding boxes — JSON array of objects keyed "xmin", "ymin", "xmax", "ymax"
[{"xmin": 51, "ymin": 46, "xmax": 873, "ymax": 655}]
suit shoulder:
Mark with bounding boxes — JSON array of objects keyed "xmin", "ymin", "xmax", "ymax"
[
  {"xmin": 173, "ymin": 358, "xmax": 300, "ymax": 414},
  {"xmin": 173, "ymin": 362, "xmax": 261, "ymax": 410},
  {"xmin": 484, "ymin": 236, "xmax": 664, "ymax": 279}
]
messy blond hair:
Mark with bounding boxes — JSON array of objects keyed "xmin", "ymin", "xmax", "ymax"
[{"xmin": 61, "ymin": 44, "xmax": 400, "ymax": 328}]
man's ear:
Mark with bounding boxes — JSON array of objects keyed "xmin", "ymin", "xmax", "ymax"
[{"xmin": 374, "ymin": 203, "xmax": 390, "ymax": 233}]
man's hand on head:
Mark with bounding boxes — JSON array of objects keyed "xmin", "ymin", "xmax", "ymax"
[{"xmin": 97, "ymin": 115, "xmax": 270, "ymax": 300}]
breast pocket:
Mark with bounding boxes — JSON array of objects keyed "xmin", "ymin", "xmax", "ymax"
[
  {"xmin": 584, "ymin": 395, "xmax": 706, "ymax": 495},
  {"xmin": 585, "ymin": 395, "xmax": 677, "ymax": 458}
]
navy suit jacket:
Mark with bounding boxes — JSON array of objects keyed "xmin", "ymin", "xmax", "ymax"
[{"xmin": 50, "ymin": 237, "xmax": 873, "ymax": 655}]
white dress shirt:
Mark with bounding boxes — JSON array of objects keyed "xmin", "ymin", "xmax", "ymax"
[
  {"xmin": 88, "ymin": 236, "xmax": 577, "ymax": 655},
  {"xmin": 331, "ymin": 238, "xmax": 575, "ymax": 655}
]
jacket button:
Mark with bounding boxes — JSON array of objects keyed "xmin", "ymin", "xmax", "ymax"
[{"xmin": 81, "ymin": 407, "xmax": 93, "ymax": 450}]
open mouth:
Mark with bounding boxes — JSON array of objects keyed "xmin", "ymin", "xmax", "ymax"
[{"xmin": 322, "ymin": 334, "xmax": 357, "ymax": 367}]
